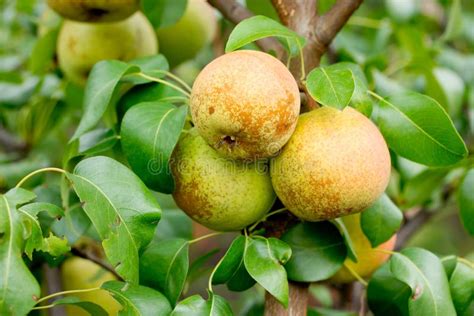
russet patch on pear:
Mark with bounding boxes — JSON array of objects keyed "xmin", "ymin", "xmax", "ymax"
[{"xmin": 190, "ymin": 50, "xmax": 301, "ymax": 160}]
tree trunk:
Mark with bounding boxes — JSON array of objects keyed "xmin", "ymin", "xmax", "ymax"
[{"xmin": 264, "ymin": 282, "xmax": 309, "ymax": 316}]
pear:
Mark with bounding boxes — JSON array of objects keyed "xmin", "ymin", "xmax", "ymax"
[
  {"xmin": 157, "ymin": 0, "xmax": 217, "ymax": 68},
  {"xmin": 171, "ymin": 129, "xmax": 275, "ymax": 231},
  {"xmin": 331, "ymin": 213, "xmax": 396, "ymax": 283},
  {"xmin": 61, "ymin": 257, "xmax": 121, "ymax": 315},
  {"xmin": 271, "ymin": 106, "xmax": 391, "ymax": 221},
  {"xmin": 47, "ymin": 0, "xmax": 139, "ymax": 23},
  {"xmin": 191, "ymin": 50, "xmax": 300, "ymax": 160},
  {"xmin": 57, "ymin": 12, "xmax": 158, "ymax": 85}
]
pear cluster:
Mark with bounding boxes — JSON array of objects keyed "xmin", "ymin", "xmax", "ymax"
[
  {"xmin": 172, "ymin": 50, "xmax": 392, "ymax": 232},
  {"xmin": 48, "ymin": 0, "xmax": 158, "ymax": 85}
]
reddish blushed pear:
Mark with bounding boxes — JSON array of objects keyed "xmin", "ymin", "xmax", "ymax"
[
  {"xmin": 331, "ymin": 213, "xmax": 397, "ymax": 283},
  {"xmin": 271, "ymin": 106, "xmax": 391, "ymax": 221},
  {"xmin": 190, "ymin": 50, "xmax": 301, "ymax": 160}
]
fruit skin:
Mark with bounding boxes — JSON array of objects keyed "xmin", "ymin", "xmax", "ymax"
[
  {"xmin": 61, "ymin": 257, "xmax": 121, "ymax": 315},
  {"xmin": 157, "ymin": 0, "xmax": 217, "ymax": 67},
  {"xmin": 47, "ymin": 0, "xmax": 139, "ymax": 23},
  {"xmin": 57, "ymin": 12, "xmax": 158, "ymax": 85},
  {"xmin": 171, "ymin": 128, "xmax": 276, "ymax": 231},
  {"xmin": 271, "ymin": 106, "xmax": 391, "ymax": 221},
  {"xmin": 331, "ymin": 213, "xmax": 397, "ymax": 283},
  {"xmin": 190, "ymin": 50, "xmax": 300, "ymax": 160}
]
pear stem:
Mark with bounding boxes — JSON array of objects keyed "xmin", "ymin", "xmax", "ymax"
[
  {"xmin": 35, "ymin": 287, "xmax": 101, "ymax": 305},
  {"xmin": 137, "ymin": 73, "xmax": 191, "ymax": 98},
  {"xmin": 15, "ymin": 167, "xmax": 66, "ymax": 188},
  {"xmin": 343, "ymin": 263, "xmax": 368, "ymax": 287},
  {"xmin": 31, "ymin": 304, "xmax": 55, "ymax": 310},
  {"xmin": 152, "ymin": 70, "xmax": 193, "ymax": 93},
  {"xmin": 248, "ymin": 208, "xmax": 287, "ymax": 232},
  {"xmin": 188, "ymin": 232, "xmax": 224, "ymax": 245}
]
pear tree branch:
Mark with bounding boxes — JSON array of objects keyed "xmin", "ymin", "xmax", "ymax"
[{"xmin": 71, "ymin": 247, "xmax": 123, "ymax": 281}]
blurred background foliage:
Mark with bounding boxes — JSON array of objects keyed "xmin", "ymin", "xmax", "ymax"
[{"xmin": 0, "ymin": 0, "xmax": 473, "ymax": 313}]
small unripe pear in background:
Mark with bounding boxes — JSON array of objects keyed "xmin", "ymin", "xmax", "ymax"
[
  {"xmin": 171, "ymin": 129, "xmax": 275, "ymax": 231},
  {"xmin": 57, "ymin": 12, "xmax": 157, "ymax": 85},
  {"xmin": 330, "ymin": 213, "xmax": 397, "ymax": 283},
  {"xmin": 47, "ymin": 0, "xmax": 139, "ymax": 23},
  {"xmin": 157, "ymin": 0, "xmax": 217, "ymax": 68},
  {"xmin": 61, "ymin": 257, "xmax": 121, "ymax": 315},
  {"xmin": 190, "ymin": 50, "xmax": 300, "ymax": 160},
  {"xmin": 271, "ymin": 106, "xmax": 391, "ymax": 221}
]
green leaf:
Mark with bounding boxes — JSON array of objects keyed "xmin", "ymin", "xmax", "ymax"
[
  {"xmin": 225, "ymin": 15, "xmax": 306, "ymax": 57},
  {"xmin": 306, "ymin": 66, "xmax": 355, "ymax": 110},
  {"xmin": 102, "ymin": 281, "xmax": 172, "ymax": 315},
  {"xmin": 118, "ymin": 82, "xmax": 183, "ymax": 115},
  {"xmin": 142, "ymin": 0, "xmax": 188, "ymax": 29},
  {"xmin": 373, "ymin": 91, "xmax": 467, "ymax": 166},
  {"xmin": 458, "ymin": 169, "xmax": 474, "ymax": 236},
  {"xmin": 155, "ymin": 195, "xmax": 193, "ymax": 240},
  {"xmin": 187, "ymin": 248, "xmax": 219, "ymax": 285},
  {"xmin": 139, "ymin": 238, "xmax": 189, "ymax": 306},
  {"xmin": 5, "ymin": 188, "xmax": 36, "ymax": 205},
  {"xmin": 332, "ymin": 218, "xmax": 358, "ymax": 262},
  {"xmin": 121, "ymin": 102, "xmax": 187, "ymax": 193},
  {"xmin": 441, "ymin": 0, "xmax": 463, "ymax": 42},
  {"xmin": 42, "ymin": 233, "xmax": 70, "ymax": 257},
  {"xmin": 18, "ymin": 202, "xmax": 67, "ymax": 258},
  {"xmin": 28, "ymin": 28, "xmax": 59, "ymax": 74},
  {"xmin": 77, "ymin": 128, "xmax": 119, "ymax": 157},
  {"xmin": 425, "ymin": 68, "xmax": 465, "ymax": 118},
  {"xmin": 123, "ymin": 55, "xmax": 170, "ymax": 85},
  {"xmin": 0, "ymin": 75, "xmax": 39, "ymax": 109},
  {"xmin": 442, "ymin": 256, "xmax": 474, "ymax": 315},
  {"xmin": 402, "ymin": 168, "xmax": 449, "ymax": 208},
  {"xmin": 71, "ymin": 60, "xmax": 139, "ymax": 141},
  {"xmin": 245, "ymin": 0, "xmax": 279, "ymax": 20},
  {"xmin": 52, "ymin": 204, "xmax": 92, "ymax": 245},
  {"xmin": 51, "ymin": 297, "xmax": 107, "ymax": 315},
  {"xmin": 367, "ymin": 263, "xmax": 410, "ymax": 316},
  {"xmin": 67, "ymin": 156, "xmax": 161, "ymax": 284},
  {"xmin": 389, "ymin": 248, "xmax": 457, "ymax": 316},
  {"xmin": 212, "ymin": 235, "xmax": 256, "ymax": 292},
  {"xmin": 281, "ymin": 222, "xmax": 346, "ymax": 282},
  {"xmin": 213, "ymin": 236, "xmax": 246, "ymax": 284},
  {"xmin": 244, "ymin": 237, "xmax": 291, "ymax": 307},
  {"xmin": 328, "ymin": 62, "xmax": 372, "ymax": 116},
  {"xmin": 50, "ymin": 296, "xmax": 108, "ymax": 316},
  {"xmin": 171, "ymin": 293, "xmax": 234, "ymax": 316},
  {"xmin": 361, "ymin": 194, "xmax": 403, "ymax": 247},
  {"xmin": 0, "ymin": 194, "xmax": 40, "ymax": 314}
]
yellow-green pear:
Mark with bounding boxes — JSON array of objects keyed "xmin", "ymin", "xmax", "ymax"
[
  {"xmin": 47, "ymin": 0, "xmax": 139, "ymax": 23},
  {"xmin": 61, "ymin": 257, "xmax": 121, "ymax": 315},
  {"xmin": 157, "ymin": 0, "xmax": 217, "ymax": 67},
  {"xmin": 190, "ymin": 50, "xmax": 301, "ymax": 160},
  {"xmin": 171, "ymin": 128, "xmax": 275, "ymax": 231},
  {"xmin": 57, "ymin": 12, "xmax": 158, "ymax": 85},
  {"xmin": 331, "ymin": 213, "xmax": 397, "ymax": 283},
  {"xmin": 271, "ymin": 106, "xmax": 391, "ymax": 221}
]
